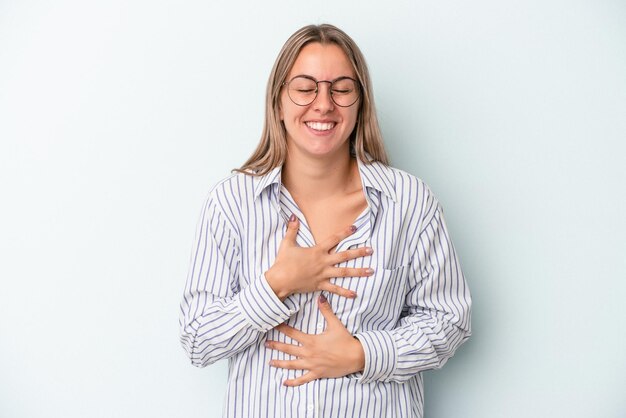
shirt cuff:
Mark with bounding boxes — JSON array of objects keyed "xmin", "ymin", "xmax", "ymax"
[
  {"xmin": 236, "ymin": 272, "xmax": 294, "ymax": 332},
  {"xmin": 354, "ymin": 330, "xmax": 397, "ymax": 383}
]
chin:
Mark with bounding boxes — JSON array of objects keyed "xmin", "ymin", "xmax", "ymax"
[
  {"xmin": 305, "ymin": 145, "xmax": 350, "ymax": 160},
  {"xmin": 287, "ymin": 131, "xmax": 351, "ymax": 159}
]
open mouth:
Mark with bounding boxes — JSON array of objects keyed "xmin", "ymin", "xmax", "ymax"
[{"xmin": 305, "ymin": 121, "xmax": 336, "ymax": 132}]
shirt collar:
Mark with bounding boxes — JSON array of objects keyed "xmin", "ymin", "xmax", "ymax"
[
  {"xmin": 252, "ymin": 155, "xmax": 397, "ymax": 203},
  {"xmin": 253, "ymin": 164, "xmax": 283, "ymax": 201},
  {"xmin": 357, "ymin": 156, "xmax": 397, "ymax": 203}
]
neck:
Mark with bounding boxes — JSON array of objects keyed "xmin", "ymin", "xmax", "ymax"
[{"xmin": 282, "ymin": 146, "xmax": 357, "ymax": 199}]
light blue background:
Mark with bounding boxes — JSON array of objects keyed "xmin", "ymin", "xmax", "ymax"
[{"xmin": 1, "ymin": 1, "xmax": 625, "ymax": 417}]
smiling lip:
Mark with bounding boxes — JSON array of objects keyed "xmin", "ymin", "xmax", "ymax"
[{"xmin": 305, "ymin": 121, "xmax": 337, "ymax": 132}]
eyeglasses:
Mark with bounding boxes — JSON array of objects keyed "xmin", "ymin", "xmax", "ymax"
[{"xmin": 283, "ymin": 75, "xmax": 360, "ymax": 107}]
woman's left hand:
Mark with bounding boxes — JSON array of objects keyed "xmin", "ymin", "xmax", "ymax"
[{"xmin": 265, "ymin": 295, "xmax": 365, "ymax": 387}]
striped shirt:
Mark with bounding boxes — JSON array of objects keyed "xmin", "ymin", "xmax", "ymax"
[{"xmin": 179, "ymin": 157, "xmax": 472, "ymax": 418}]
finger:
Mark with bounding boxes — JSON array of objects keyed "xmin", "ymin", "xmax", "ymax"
[
  {"xmin": 319, "ymin": 225, "xmax": 357, "ymax": 252},
  {"xmin": 283, "ymin": 214, "xmax": 300, "ymax": 245},
  {"xmin": 316, "ymin": 294, "xmax": 340, "ymax": 323},
  {"xmin": 269, "ymin": 358, "xmax": 307, "ymax": 371},
  {"xmin": 329, "ymin": 247, "xmax": 373, "ymax": 265},
  {"xmin": 265, "ymin": 340, "xmax": 304, "ymax": 357},
  {"xmin": 275, "ymin": 323, "xmax": 309, "ymax": 343},
  {"xmin": 326, "ymin": 266, "xmax": 375, "ymax": 279},
  {"xmin": 283, "ymin": 372, "xmax": 317, "ymax": 387},
  {"xmin": 318, "ymin": 281, "xmax": 357, "ymax": 299}
]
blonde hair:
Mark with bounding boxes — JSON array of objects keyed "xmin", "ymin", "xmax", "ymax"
[{"xmin": 237, "ymin": 24, "xmax": 389, "ymax": 176}]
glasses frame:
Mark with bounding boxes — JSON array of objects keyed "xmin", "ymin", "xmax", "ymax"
[{"xmin": 282, "ymin": 75, "xmax": 361, "ymax": 108}]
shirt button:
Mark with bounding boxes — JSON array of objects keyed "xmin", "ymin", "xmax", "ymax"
[
  {"xmin": 307, "ymin": 404, "xmax": 315, "ymax": 411},
  {"xmin": 316, "ymin": 323, "xmax": 324, "ymax": 331}
]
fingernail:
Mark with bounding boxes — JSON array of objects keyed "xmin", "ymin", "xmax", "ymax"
[
  {"xmin": 289, "ymin": 214, "xmax": 296, "ymax": 222},
  {"xmin": 349, "ymin": 291, "xmax": 357, "ymax": 298},
  {"xmin": 264, "ymin": 341, "xmax": 271, "ymax": 348},
  {"xmin": 319, "ymin": 294, "xmax": 327, "ymax": 304},
  {"xmin": 366, "ymin": 268, "xmax": 374, "ymax": 275},
  {"xmin": 364, "ymin": 247, "xmax": 373, "ymax": 255},
  {"xmin": 350, "ymin": 225, "xmax": 357, "ymax": 233}
]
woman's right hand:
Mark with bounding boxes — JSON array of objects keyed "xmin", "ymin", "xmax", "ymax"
[{"xmin": 264, "ymin": 215, "xmax": 374, "ymax": 301}]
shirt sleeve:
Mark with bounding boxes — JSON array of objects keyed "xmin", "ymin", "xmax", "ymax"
[
  {"xmin": 179, "ymin": 194, "xmax": 294, "ymax": 367},
  {"xmin": 355, "ymin": 203, "xmax": 472, "ymax": 383}
]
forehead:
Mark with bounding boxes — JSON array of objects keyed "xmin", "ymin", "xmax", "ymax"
[{"xmin": 288, "ymin": 42, "xmax": 355, "ymax": 79}]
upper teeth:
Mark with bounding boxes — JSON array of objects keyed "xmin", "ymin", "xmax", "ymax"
[{"xmin": 306, "ymin": 122, "xmax": 335, "ymax": 131}]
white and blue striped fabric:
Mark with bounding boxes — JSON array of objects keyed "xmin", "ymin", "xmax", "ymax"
[{"xmin": 179, "ymin": 158, "xmax": 472, "ymax": 418}]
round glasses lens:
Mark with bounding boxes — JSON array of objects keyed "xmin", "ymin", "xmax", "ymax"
[
  {"xmin": 288, "ymin": 77, "xmax": 318, "ymax": 106},
  {"xmin": 330, "ymin": 78, "xmax": 359, "ymax": 107}
]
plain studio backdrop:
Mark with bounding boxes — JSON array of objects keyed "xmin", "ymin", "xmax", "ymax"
[{"xmin": 1, "ymin": 1, "xmax": 625, "ymax": 417}]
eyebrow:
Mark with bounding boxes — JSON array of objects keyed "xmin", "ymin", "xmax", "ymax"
[{"xmin": 290, "ymin": 74, "xmax": 356, "ymax": 81}]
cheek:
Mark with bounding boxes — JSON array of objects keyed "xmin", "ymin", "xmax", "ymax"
[{"xmin": 345, "ymin": 110, "xmax": 359, "ymax": 131}]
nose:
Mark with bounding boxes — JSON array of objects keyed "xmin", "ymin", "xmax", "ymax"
[{"xmin": 313, "ymin": 81, "xmax": 334, "ymax": 113}]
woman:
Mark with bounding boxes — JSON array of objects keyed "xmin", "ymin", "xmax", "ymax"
[{"xmin": 180, "ymin": 24, "xmax": 471, "ymax": 418}]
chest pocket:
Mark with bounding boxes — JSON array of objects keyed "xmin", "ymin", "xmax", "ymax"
[
  {"xmin": 330, "ymin": 263, "xmax": 410, "ymax": 334},
  {"xmin": 372, "ymin": 264, "xmax": 410, "ymax": 301}
]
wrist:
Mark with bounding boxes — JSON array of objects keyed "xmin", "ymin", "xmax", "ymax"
[
  {"xmin": 351, "ymin": 336, "xmax": 365, "ymax": 373},
  {"xmin": 264, "ymin": 268, "xmax": 290, "ymax": 301}
]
